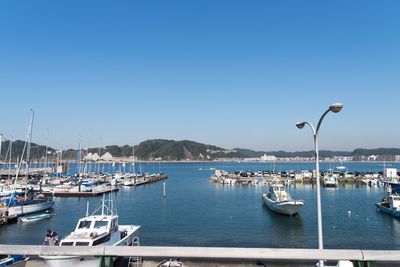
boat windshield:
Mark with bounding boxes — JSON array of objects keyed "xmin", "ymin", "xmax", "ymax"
[
  {"xmin": 75, "ymin": 242, "xmax": 90, "ymax": 246},
  {"xmin": 78, "ymin": 220, "xmax": 92, "ymax": 229},
  {"xmin": 94, "ymin": 220, "xmax": 108, "ymax": 229}
]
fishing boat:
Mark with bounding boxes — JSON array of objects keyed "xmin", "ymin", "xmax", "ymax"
[
  {"xmin": 0, "ymin": 255, "xmax": 29, "ymax": 267},
  {"xmin": 262, "ymin": 184, "xmax": 304, "ymax": 215},
  {"xmin": 323, "ymin": 175, "xmax": 338, "ymax": 187},
  {"xmin": 41, "ymin": 194, "xmax": 140, "ymax": 267},
  {"xmin": 18, "ymin": 211, "xmax": 52, "ymax": 223},
  {"xmin": 375, "ymin": 184, "xmax": 400, "ymax": 217}
]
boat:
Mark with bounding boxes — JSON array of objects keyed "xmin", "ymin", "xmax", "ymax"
[
  {"xmin": 323, "ymin": 175, "xmax": 338, "ymax": 187},
  {"xmin": 0, "ymin": 255, "xmax": 29, "ymax": 267},
  {"xmin": 262, "ymin": 184, "xmax": 304, "ymax": 215},
  {"xmin": 157, "ymin": 259, "xmax": 183, "ymax": 267},
  {"xmin": 1, "ymin": 110, "xmax": 55, "ymax": 217},
  {"xmin": 41, "ymin": 194, "xmax": 140, "ymax": 267},
  {"xmin": 375, "ymin": 185, "xmax": 400, "ymax": 217},
  {"xmin": 2, "ymin": 193, "xmax": 55, "ymax": 217},
  {"xmin": 18, "ymin": 211, "xmax": 53, "ymax": 223}
]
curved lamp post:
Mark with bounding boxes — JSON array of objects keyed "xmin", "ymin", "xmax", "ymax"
[{"xmin": 296, "ymin": 103, "xmax": 343, "ymax": 267}]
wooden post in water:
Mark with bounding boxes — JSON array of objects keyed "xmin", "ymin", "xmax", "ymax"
[{"xmin": 163, "ymin": 182, "xmax": 166, "ymax": 198}]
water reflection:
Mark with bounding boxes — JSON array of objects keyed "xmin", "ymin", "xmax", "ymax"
[{"xmin": 261, "ymin": 205, "xmax": 305, "ymax": 247}]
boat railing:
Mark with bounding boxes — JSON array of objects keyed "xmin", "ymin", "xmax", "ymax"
[{"xmin": 1, "ymin": 245, "xmax": 400, "ymax": 264}]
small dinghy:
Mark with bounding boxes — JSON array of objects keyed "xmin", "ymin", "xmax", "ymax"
[{"xmin": 18, "ymin": 212, "xmax": 52, "ymax": 223}]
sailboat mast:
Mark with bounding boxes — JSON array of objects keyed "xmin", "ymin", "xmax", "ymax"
[
  {"xmin": 26, "ymin": 109, "xmax": 34, "ymax": 179},
  {"xmin": 45, "ymin": 129, "xmax": 49, "ymax": 170},
  {"xmin": 132, "ymin": 145, "xmax": 135, "ymax": 174},
  {"xmin": 0, "ymin": 133, "xmax": 3, "ymax": 164},
  {"xmin": 8, "ymin": 137, "xmax": 12, "ymax": 180},
  {"xmin": 15, "ymin": 111, "xmax": 33, "ymax": 184}
]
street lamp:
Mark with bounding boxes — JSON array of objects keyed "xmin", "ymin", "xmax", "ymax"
[{"xmin": 296, "ymin": 103, "xmax": 343, "ymax": 267}]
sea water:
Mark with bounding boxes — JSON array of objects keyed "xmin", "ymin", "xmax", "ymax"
[{"xmin": 0, "ymin": 162, "xmax": 399, "ymax": 249}]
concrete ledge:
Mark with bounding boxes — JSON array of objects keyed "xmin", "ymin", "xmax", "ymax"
[{"xmin": 0, "ymin": 245, "xmax": 399, "ymax": 262}]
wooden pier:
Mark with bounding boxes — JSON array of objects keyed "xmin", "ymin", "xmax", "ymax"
[
  {"xmin": 41, "ymin": 187, "xmax": 119, "ymax": 197},
  {"xmin": 133, "ymin": 174, "xmax": 168, "ymax": 186}
]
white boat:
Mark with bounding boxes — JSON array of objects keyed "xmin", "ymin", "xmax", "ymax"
[
  {"xmin": 123, "ymin": 179, "xmax": 135, "ymax": 186},
  {"xmin": 262, "ymin": 184, "xmax": 304, "ymax": 215},
  {"xmin": 3, "ymin": 195, "xmax": 55, "ymax": 217},
  {"xmin": 323, "ymin": 175, "xmax": 338, "ymax": 187},
  {"xmin": 0, "ymin": 255, "xmax": 29, "ymax": 267},
  {"xmin": 41, "ymin": 195, "xmax": 140, "ymax": 267},
  {"xmin": 157, "ymin": 259, "xmax": 183, "ymax": 267},
  {"xmin": 18, "ymin": 211, "xmax": 53, "ymax": 223}
]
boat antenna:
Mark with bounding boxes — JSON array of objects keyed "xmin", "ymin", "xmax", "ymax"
[
  {"xmin": 86, "ymin": 201, "xmax": 90, "ymax": 217},
  {"xmin": 101, "ymin": 194, "xmax": 105, "ymax": 215}
]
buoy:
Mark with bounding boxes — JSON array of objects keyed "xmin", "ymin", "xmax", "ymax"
[{"xmin": 163, "ymin": 182, "xmax": 166, "ymax": 198}]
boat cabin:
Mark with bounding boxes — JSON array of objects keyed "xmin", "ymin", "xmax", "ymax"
[
  {"xmin": 268, "ymin": 184, "xmax": 290, "ymax": 202},
  {"xmin": 60, "ymin": 215, "xmax": 118, "ymax": 246}
]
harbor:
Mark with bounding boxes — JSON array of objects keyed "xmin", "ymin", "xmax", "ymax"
[{"xmin": 1, "ymin": 162, "xmax": 400, "ymax": 248}]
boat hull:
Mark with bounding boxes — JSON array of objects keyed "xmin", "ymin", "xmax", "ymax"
[
  {"xmin": 262, "ymin": 195, "xmax": 303, "ymax": 216},
  {"xmin": 7, "ymin": 200, "xmax": 55, "ymax": 217},
  {"xmin": 43, "ymin": 256, "xmax": 112, "ymax": 267},
  {"xmin": 0, "ymin": 256, "xmax": 29, "ymax": 267},
  {"xmin": 18, "ymin": 213, "xmax": 52, "ymax": 223},
  {"xmin": 375, "ymin": 202, "xmax": 400, "ymax": 217},
  {"xmin": 42, "ymin": 225, "xmax": 140, "ymax": 267}
]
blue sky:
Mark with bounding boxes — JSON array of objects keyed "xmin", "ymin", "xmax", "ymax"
[{"xmin": 0, "ymin": 1, "xmax": 399, "ymax": 151}]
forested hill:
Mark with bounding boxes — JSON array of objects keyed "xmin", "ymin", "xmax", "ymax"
[{"xmin": 1, "ymin": 138, "xmax": 400, "ymax": 161}]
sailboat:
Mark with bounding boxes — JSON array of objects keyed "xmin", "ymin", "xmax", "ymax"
[{"xmin": 0, "ymin": 110, "xmax": 55, "ymax": 217}]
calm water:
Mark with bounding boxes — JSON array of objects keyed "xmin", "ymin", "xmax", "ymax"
[{"xmin": 1, "ymin": 162, "xmax": 400, "ymax": 249}]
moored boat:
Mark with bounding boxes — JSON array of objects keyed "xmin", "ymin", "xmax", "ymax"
[
  {"xmin": 2, "ymin": 194, "xmax": 55, "ymax": 217},
  {"xmin": 41, "ymin": 195, "xmax": 140, "ymax": 267},
  {"xmin": 375, "ymin": 185, "xmax": 400, "ymax": 217},
  {"xmin": 262, "ymin": 184, "xmax": 304, "ymax": 216},
  {"xmin": 157, "ymin": 258, "xmax": 183, "ymax": 267},
  {"xmin": 0, "ymin": 255, "xmax": 29, "ymax": 267},
  {"xmin": 18, "ymin": 211, "xmax": 53, "ymax": 223},
  {"xmin": 323, "ymin": 175, "xmax": 338, "ymax": 187}
]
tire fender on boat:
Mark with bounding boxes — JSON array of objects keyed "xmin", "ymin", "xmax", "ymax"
[{"xmin": 90, "ymin": 231, "xmax": 97, "ymax": 238}]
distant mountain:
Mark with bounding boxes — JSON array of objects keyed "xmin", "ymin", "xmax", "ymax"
[
  {"xmin": 2, "ymin": 138, "xmax": 400, "ymax": 161},
  {"xmin": 0, "ymin": 140, "xmax": 56, "ymax": 162},
  {"xmin": 134, "ymin": 139, "xmax": 242, "ymax": 160}
]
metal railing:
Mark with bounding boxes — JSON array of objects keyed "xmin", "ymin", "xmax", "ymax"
[{"xmin": 0, "ymin": 245, "xmax": 399, "ymax": 263}]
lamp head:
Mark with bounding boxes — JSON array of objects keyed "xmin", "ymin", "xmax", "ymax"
[
  {"xmin": 296, "ymin": 122, "xmax": 306, "ymax": 129},
  {"xmin": 329, "ymin": 103, "xmax": 343, "ymax": 113}
]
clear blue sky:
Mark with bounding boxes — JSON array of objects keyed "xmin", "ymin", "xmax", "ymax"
[{"xmin": 1, "ymin": 1, "xmax": 399, "ymax": 151}]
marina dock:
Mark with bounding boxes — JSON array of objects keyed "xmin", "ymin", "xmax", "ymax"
[{"xmin": 41, "ymin": 187, "xmax": 119, "ymax": 197}]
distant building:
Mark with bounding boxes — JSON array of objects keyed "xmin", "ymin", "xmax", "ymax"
[
  {"xmin": 91, "ymin": 153, "xmax": 100, "ymax": 161},
  {"xmin": 243, "ymin": 158, "xmax": 261, "ymax": 162},
  {"xmin": 100, "ymin": 152, "xmax": 113, "ymax": 161},
  {"xmin": 83, "ymin": 153, "xmax": 93, "ymax": 161},
  {"xmin": 260, "ymin": 154, "xmax": 277, "ymax": 162},
  {"xmin": 385, "ymin": 168, "xmax": 397, "ymax": 178}
]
